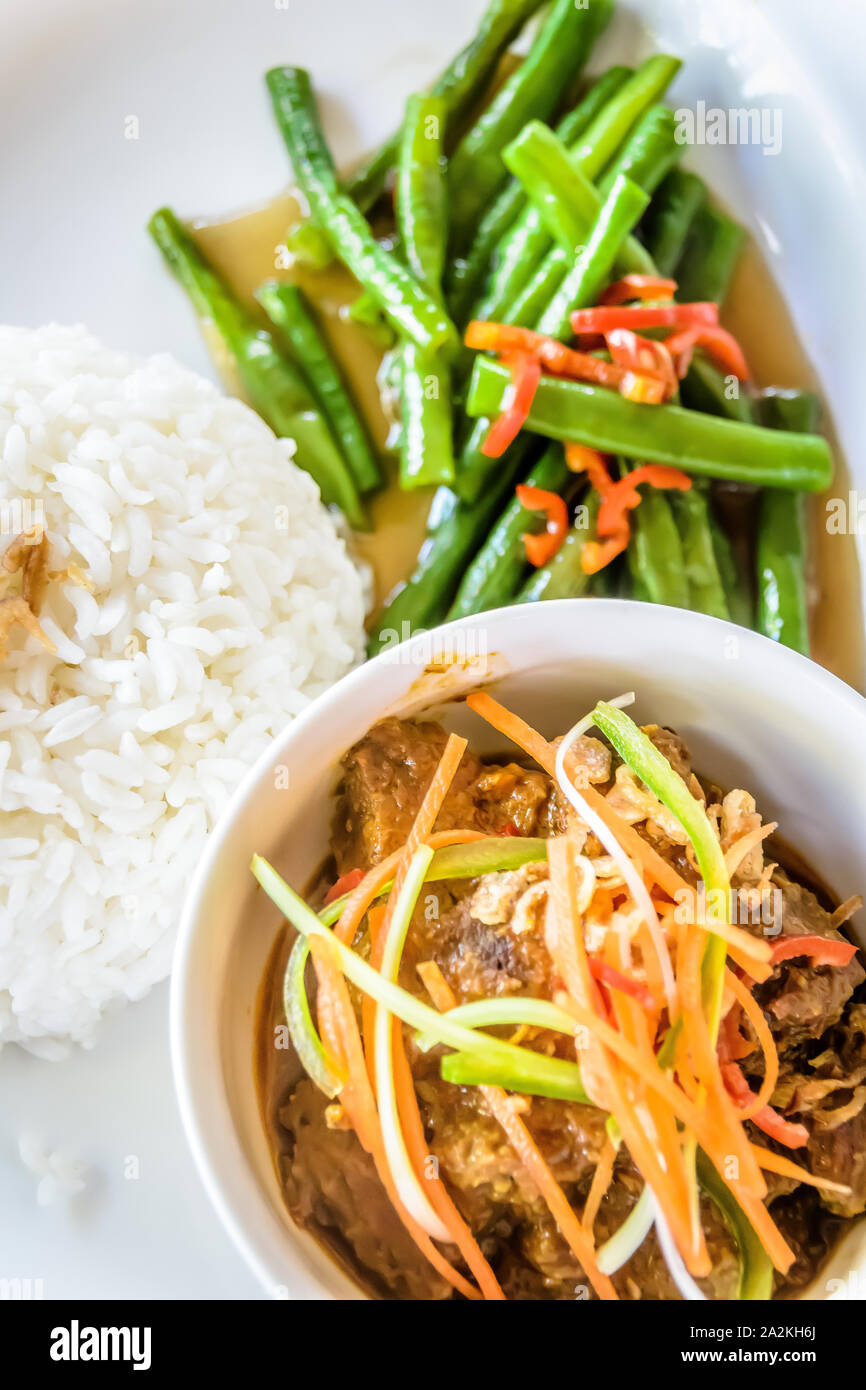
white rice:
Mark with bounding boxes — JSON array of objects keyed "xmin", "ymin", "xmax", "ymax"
[{"xmin": 0, "ymin": 323, "xmax": 367, "ymax": 1057}]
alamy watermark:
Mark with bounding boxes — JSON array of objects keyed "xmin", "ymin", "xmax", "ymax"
[{"xmin": 675, "ymin": 101, "xmax": 782, "ymax": 157}]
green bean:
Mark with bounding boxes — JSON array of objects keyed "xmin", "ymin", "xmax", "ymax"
[
  {"xmin": 397, "ymin": 95, "xmax": 448, "ymax": 292},
  {"xmin": 517, "ymin": 489, "xmax": 601, "ymax": 602},
  {"xmin": 628, "ymin": 486, "xmax": 689, "ymax": 609},
  {"xmin": 670, "ymin": 486, "xmax": 730, "ymax": 619},
  {"xmin": 467, "ymin": 357, "xmax": 834, "ymax": 492},
  {"xmin": 503, "ymin": 121, "xmax": 611, "ymax": 254},
  {"xmin": 343, "ymin": 291, "xmax": 396, "ymax": 350},
  {"xmin": 449, "ymin": 444, "xmax": 570, "ymax": 617},
  {"xmin": 345, "ymin": 0, "xmax": 547, "ymax": 214},
  {"xmin": 266, "ymin": 67, "xmax": 455, "ymax": 354},
  {"xmin": 536, "ymin": 175, "xmax": 650, "ymax": 338},
  {"xmin": 675, "ymin": 204, "xmax": 746, "ymax": 305},
  {"xmin": 255, "ymin": 281, "xmax": 382, "ymax": 495},
  {"xmin": 708, "ymin": 505, "xmax": 754, "ymax": 630},
  {"xmin": 148, "ymin": 208, "xmax": 367, "ymax": 530},
  {"xmin": 395, "ymin": 94, "xmax": 454, "ymax": 489},
  {"xmin": 398, "ymin": 346, "xmax": 454, "ymax": 487},
  {"xmin": 597, "ymin": 104, "xmax": 681, "ymax": 199},
  {"xmin": 446, "ymin": 66, "xmax": 633, "ymax": 323},
  {"xmin": 641, "ymin": 168, "xmax": 706, "ymax": 276},
  {"xmin": 366, "ymin": 442, "xmax": 535, "ymax": 655},
  {"xmin": 447, "ymin": 0, "xmax": 613, "ymax": 253},
  {"xmin": 569, "ymin": 54, "xmax": 682, "ymax": 179},
  {"xmin": 284, "ymin": 219, "xmax": 335, "ymax": 269},
  {"xmin": 755, "ymin": 390, "xmax": 819, "ymax": 655},
  {"xmin": 680, "ymin": 358, "xmax": 755, "ymax": 424}
]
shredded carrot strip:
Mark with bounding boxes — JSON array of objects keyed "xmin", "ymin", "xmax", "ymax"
[
  {"xmin": 751, "ymin": 1145, "xmax": 852, "ymax": 1196},
  {"xmin": 582, "ymin": 1138, "xmax": 617, "ymax": 1235},
  {"xmin": 417, "ymin": 960, "xmax": 458, "ymax": 1013},
  {"xmin": 723, "ymin": 968, "xmax": 779, "ymax": 1118},
  {"xmin": 480, "ymin": 1084, "xmax": 618, "ymax": 1299}
]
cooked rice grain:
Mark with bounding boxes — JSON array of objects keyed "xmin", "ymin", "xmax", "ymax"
[{"xmin": 0, "ymin": 324, "xmax": 367, "ymax": 1056}]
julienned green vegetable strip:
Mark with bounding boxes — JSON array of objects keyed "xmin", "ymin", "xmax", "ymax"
[
  {"xmin": 641, "ymin": 168, "xmax": 707, "ymax": 276},
  {"xmin": 440, "ymin": 1052, "xmax": 590, "ymax": 1103},
  {"xmin": 755, "ymin": 391, "xmax": 818, "ymax": 656},
  {"xmin": 345, "ymin": 0, "xmax": 548, "ymax": 214},
  {"xmin": 283, "ymin": 935, "xmax": 341, "ymax": 1099},
  {"xmin": 446, "ymin": 66, "xmax": 633, "ymax": 323},
  {"xmin": 396, "ymin": 94, "xmax": 455, "ymax": 488},
  {"xmin": 447, "ymin": 0, "xmax": 612, "ymax": 252},
  {"xmin": 147, "ymin": 208, "xmax": 368, "ymax": 530},
  {"xmin": 319, "ymin": 835, "xmax": 549, "ymax": 927},
  {"xmin": 591, "ymin": 702, "xmax": 731, "ymax": 1036},
  {"xmin": 448, "ymin": 443, "xmax": 570, "ymax": 618},
  {"xmin": 253, "ymin": 854, "xmax": 589, "ymax": 1097},
  {"xmin": 466, "ymin": 358, "xmax": 834, "ymax": 492},
  {"xmin": 266, "ymin": 67, "xmax": 455, "ymax": 354},
  {"xmin": 416, "ymin": 998, "xmax": 576, "ymax": 1053},
  {"xmin": 517, "ymin": 489, "xmax": 601, "ymax": 602},
  {"xmin": 255, "ymin": 281, "xmax": 382, "ymax": 494},
  {"xmin": 696, "ymin": 1151, "xmax": 774, "ymax": 1300}
]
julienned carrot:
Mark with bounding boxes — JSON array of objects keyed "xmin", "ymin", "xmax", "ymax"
[
  {"xmin": 750, "ymin": 1145, "xmax": 852, "ymax": 1196},
  {"xmin": 723, "ymin": 968, "xmax": 779, "ymax": 1118},
  {"xmin": 582, "ymin": 1136, "xmax": 617, "ymax": 1234},
  {"xmin": 479, "ymin": 1083, "xmax": 618, "ymax": 1300},
  {"xmin": 417, "ymin": 959, "xmax": 458, "ymax": 1012},
  {"xmin": 464, "ymin": 691, "xmax": 771, "ymax": 971}
]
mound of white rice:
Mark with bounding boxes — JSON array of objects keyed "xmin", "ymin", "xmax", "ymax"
[{"xmin": 0, "ymin": 323, "xmax": 367, "ymax": 1057}]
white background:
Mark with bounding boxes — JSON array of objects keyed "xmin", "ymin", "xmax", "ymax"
[{"xmin": 0, "ymin": 0, "xmax": 864, "ymax": 1299}]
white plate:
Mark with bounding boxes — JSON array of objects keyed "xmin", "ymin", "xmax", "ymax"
[{"xmin": 1, "ymin": 0, "xmax": 864, "ymax": 1299}]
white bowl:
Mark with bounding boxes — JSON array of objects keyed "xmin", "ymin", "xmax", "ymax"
[{"xmin": 171, "ymin": 601, "xmax": 866, "ymax": 1301}]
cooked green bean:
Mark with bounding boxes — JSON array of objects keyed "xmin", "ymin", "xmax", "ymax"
[
  {"xmin": 255, "ymin": 281, "xmax": 382, "ymax": 495},
  {"xmin": 503, "ymin": 120, "xmax": 613, "ymax": 254},
  {"xmin": 671, "ymin": 485, "xmax": 730, "ymax": 620},
  {"xmin": 148, "ymin": 208, "xmax": 367, "ymax": 530},
  {"xmin": 448, "ymin": 0, "xmax": 613, "ymax": 252},
  {"xmin": 446, "ymin": 66, "xmax": 633, "ymax": 323},
  {"xmin": 266, "ymin": 67, "xmax": 456, "ymax": 353},
  {"xmin": 346, "ymin": 0, "xmax": 547, "ymax": 214},
  {"xmin": 467, "ymin": 357, "xmax": 834, "ymax": 492},
  {"xmin": 517, "ymin": 489, "xmax": 601, "ymax": 602},
  {"xmin": 675, "ymin": 204, "xmax": 746, "ymax": 305},
  {"xmin": 395, "ymin": 94, "xmax": 454, "ymax": 488},
  {"xmin": 628, "ymin": 486, "xmax": 689, "ymax": 609},
  {"xmin": 708, "ymin": 505, "xmax": 754, "ymax": 630},
  {"xmin": 680, "ymin": 358, "xmax": 755, "ymax": 424},
  {"xmin": 597, "ymin": 104, "xmax": 681, "ymax": 199},
  {"xmin": 755, "ymin": 390, "xmax": 820, "ymax": 655},
  {"xmin": 449, "ymin": 444, "xmax": 570, "ymax": 616},
  {"xmin": 641, "ymin": 168, "xmax": 706, "ymax": 276},
  {"xmin": 284, "ymin": 219, "xmax": 335, "ymax": 269},
  {"xmin": 536, "ymin": 175, "xmax": 650, "ymax": 338}
]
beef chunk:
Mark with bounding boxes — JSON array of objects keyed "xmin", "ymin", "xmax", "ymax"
[
  {"xmin": 333, "ymin": 717, "xmax": 561, "ymax": 872},
  {"xmin": 755, "ymin": 873, "xmax": 865, "ymax": 1052},
  {"xmin": 281, "ymin": 1081, "xmax": 451, "ymax": 1300}
]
